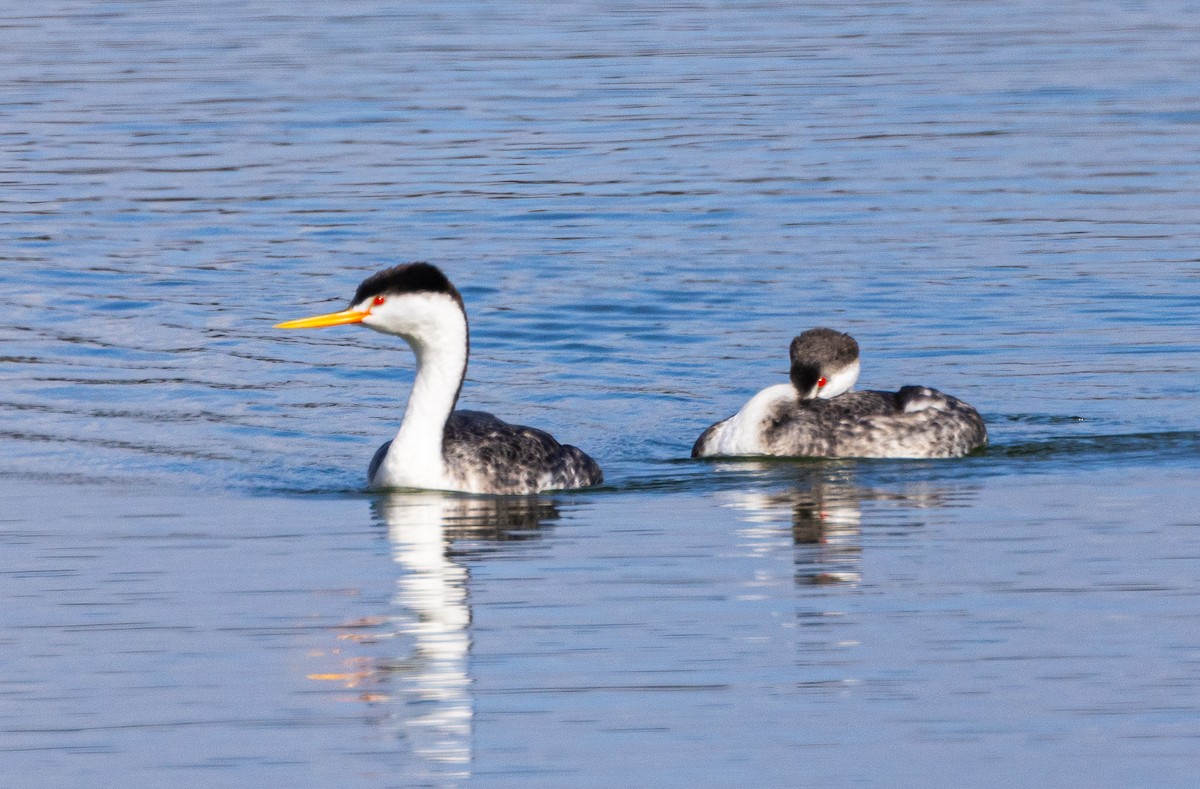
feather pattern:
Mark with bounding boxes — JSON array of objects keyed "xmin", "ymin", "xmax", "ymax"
[
  {"xmin": 370, "ymin": 411, "xmax": 602, "ymax": 494},
  {"xmin": 694, "ymin": 386, "xmax": 986, "ymax": 459},
  {"xmin": 693, "ymin": 329, "xmax": 987, "ymax": 459}
]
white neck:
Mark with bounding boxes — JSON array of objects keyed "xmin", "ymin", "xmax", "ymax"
[
  {"xmin": 393, "ymin": 328, "xmax": 467, "ymax": 454},
  {"xmin": 369, "ymin": 296, "xmax": 469, "ymax": 489}
]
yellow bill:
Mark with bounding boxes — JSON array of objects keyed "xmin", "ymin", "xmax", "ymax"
[{"xmin": 275, "ymin": 309, "xmax": 366, "ymax": 329}]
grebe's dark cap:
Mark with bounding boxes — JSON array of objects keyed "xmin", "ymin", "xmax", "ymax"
[
  {"xmin": 789, "ymin": 328, "xmax": 859, "ymax": 368},
  {"xmin": 352, "ymin": 262, "xmax": 463, "ymax": 308}
]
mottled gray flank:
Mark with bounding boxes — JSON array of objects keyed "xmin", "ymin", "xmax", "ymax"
[
  {"xmin": 693, "ymin": 386, "xmax": 987, "ymax": 459},
  {"xmin": 370, "ymin": 410, "xmax": 603, "ymax": 495},
  {"xmin": 768, "ymin": 386, "xmax": 986, "ymax": 458}
]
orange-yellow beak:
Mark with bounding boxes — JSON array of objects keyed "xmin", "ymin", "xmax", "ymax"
[{"xmin": 274, "ymin": 309, "xmax": 367, "ymax": 329}]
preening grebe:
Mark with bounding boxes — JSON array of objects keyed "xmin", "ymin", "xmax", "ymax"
[
  {"xmin": 276, "ymin": 263, "xmax": 603, "ymax": 494},
  {"xmin": 692, "ymin": 328, "xmax": 986, "ymax": 459}
]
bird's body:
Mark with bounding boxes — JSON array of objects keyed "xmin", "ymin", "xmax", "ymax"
[
  {"xmin": 277, "ymin": 263, "xmax": 602, "ymax": 495},
  {"xmin": 692, "ymin": 383, "xmax": 986, "ymax": 459},
  {"xmin": 693, "ymin": 328, "xmax": 986, "ymax": 460},
  {"xmin": 370, "ymin": 411, "xmax": 603, "ymax": 494}
]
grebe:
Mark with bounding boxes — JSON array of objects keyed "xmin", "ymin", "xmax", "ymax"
[
  {"xmin": 276, "ymin": 263, "xmax": 603, "ymax": 494},
  {"xmin": 692, "ymin": 328, "xmax": 986, "ymax": 459}
]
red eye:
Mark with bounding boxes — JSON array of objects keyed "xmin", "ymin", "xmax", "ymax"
[
  {"xmin": 817, "ymin": 377, "xmax": 827, "ymax": 388},
  {"xmin": 372, "ymin": 295, "xmax": 386, "ymax": 306}
]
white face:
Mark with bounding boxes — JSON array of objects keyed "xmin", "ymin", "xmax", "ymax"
[
  {"xmin": 355, "ymin": 291, "xmax": 467, "ymax": 349},
  {"xmin": 817, "ymin": 358, "xmax": 860, "ymax": 399}
]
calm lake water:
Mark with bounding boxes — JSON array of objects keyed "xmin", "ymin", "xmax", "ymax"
[{"xmin": 3, "ymin": 1, "xmax": 1200, "ymax": 786}]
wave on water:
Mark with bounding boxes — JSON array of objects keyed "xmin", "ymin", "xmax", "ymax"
[
  {"xmin": 3, "ymin": 408, "xmax": 1197, "ymax": 498},
  {"xmin": 987, "ymin": 429, "xmax": 1200, "ymax": 462}
]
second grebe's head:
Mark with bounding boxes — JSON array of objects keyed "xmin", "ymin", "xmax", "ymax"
[{"xmin": 789, "ymin": 328, "xmax": 861, "ymax": 400}]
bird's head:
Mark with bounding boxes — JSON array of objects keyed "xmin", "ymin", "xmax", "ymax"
[
  {"xmin": 788, "ymin": 328, "xmax": 861, "ymax": 400},
  {"xmin": 275, "ymin": 262, "xmax": 467, "ymax": 349}
]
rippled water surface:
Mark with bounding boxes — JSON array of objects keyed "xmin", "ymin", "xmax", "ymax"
[{"xmin": 2, "ymin": 2, "xmax": 1200, "ymax": 786}]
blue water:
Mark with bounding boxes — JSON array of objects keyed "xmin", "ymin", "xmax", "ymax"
[{"xmin": 2, "ymin": 2, "xmax": 1200, "ymax": 786}]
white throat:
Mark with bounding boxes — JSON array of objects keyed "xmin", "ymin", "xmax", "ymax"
[
  {"xmin": 368, "ymin": 294, "xmax": 469, "ymax": 489},
  {"xmin": 818, "ymin": 359, "xmax": 860, "ymax": 399}
]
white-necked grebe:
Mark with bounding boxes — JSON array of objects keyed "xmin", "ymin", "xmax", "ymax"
[
  {"xmin": 276, "ymin": 263, "xmax": 603, "ymax": 494},
  {"xmin": 692, "ymin": 328, "xmax": 986, "ymax": 459}
]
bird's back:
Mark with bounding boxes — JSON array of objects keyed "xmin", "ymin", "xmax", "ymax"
[
  {"xmin": 369, "ymin": 411, "xmax": 603, "ymax": 494},
  {"xmin": 440, "ymin": 410, "xmax": 603, "ymax": 494},
  {"xmin": 760, "ymin": 387, "xmax": 986, "ymax": 458}
]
